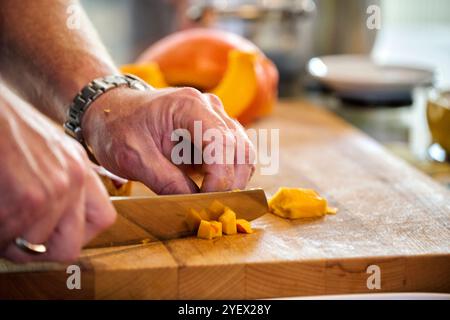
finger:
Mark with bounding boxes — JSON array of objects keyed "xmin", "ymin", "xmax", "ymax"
[
  {"xmin": 42, "ymin": 198, "xmax": 86, "ymax": 263},
  {"xmin": 2, "ymin": 154, "xmax": 88, "ymax": 263},
  {"xmin": 2, "ymin": 196, "xmax": 86, "ymax": 263},
  {"xmin": 175, "ymin": 89, "xmax": 236, "ymax": 192},
  {"xmin": 143, "ymin": 155, "xmax": 200, "ymax": 195},
  {"xmin": 0, "ymin": 141, "xmax": 75, "ymax": 252},
  {"xmin": 82, "ymin": 168, "xmax": 117, "ymax": 244},
  {"xmin": 138, "ymin": 143, "xmax": 199, "ymax": 195},
  {"xmin": 113, "ymin": 132, "xmax": 199, "ymax": 195},
  {"xmin": 0, "ymin": 138, "xmax": 89, "ymax": 262},
  {"xmin": 0, "ymin": 172, "xmax": 77, "ymax": 263},
  {"xmin": 204, "ymin": 93, "xmax": 256, "ymax": 190}
]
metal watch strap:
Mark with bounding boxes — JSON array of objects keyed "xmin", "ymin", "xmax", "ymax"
[{"xmin": 63, "ymin": 74, "xmax": 150, "ymax": 162}]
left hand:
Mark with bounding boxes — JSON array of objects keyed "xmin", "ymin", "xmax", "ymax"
[{"xmin": 81, "ymin": 86, "xmax": 256, "ymax": 194}]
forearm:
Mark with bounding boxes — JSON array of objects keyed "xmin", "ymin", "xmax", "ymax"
[{"xmin": 0, "ymin": 0, "xmax": 118, "ymax": 124}]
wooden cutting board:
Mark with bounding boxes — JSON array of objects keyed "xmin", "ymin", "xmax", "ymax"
[{"xmin": 1, "ymin": 100, "xmax": 449, "ymax": 299}]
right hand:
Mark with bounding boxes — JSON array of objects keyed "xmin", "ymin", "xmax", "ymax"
[{"xmin": 0, "ymin": 85, "xmax": 116, "ymax": 263}]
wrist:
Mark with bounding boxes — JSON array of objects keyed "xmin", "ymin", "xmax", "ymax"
[
  {"xmin": 80, "ymin": 86, "xmax": 126, "ymax": 146},
  {"xmin": 65, "ymin": 74, "xmax": 150, "ymax": 150},
  {"xmin": 81, "ymin": 85, "xmax": 151, "ymax": 155},
  {"xmin": 59, "ymin": 63, "xmax": 119, "ymax": 111}
]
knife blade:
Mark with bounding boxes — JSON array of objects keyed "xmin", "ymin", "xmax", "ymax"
[{"xmin": 86, "ymin": 188, "xmax": 268, "ymax": 248}]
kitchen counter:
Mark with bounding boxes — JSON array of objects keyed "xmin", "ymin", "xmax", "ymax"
[{"xmin": 1, "ymin": 99, "xmax": 449, "ymax": 299}]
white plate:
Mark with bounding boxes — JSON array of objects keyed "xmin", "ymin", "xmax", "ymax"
[{"xmin": 307, "ymin": 54, "xmax": 434, "ymax": 101}]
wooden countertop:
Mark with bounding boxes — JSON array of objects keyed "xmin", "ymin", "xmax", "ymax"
[{"xmin": 1, "ymin": 100, "xmax": 449, "ymax": 299}]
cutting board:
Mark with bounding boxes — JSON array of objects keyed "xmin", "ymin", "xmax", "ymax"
[{"xmin": 1, "ymin": 100, "xmax": 449, "ymax": 299}]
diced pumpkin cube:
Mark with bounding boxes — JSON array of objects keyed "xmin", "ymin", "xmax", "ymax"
[
  {"xmin": 208, "ymin": 200, "xmax": 226, "ymax": 220},
  {"xmin": 218, "ymin": 208, "xmax": 237, "ymax": 235},
  {"xmin": 211, "ymin": 221, "xmax": 222, "ymax": 237},
  {"xmin": 236, "ymin": 219, "xmax": 253, "ymax": 234},
  {"xmin": 197, "ymin": 220, "xmax": 222, "ymax": 239},
  {"xmin": 197, "ymin": 220, "xmax": 214, "ymax": 239},
  {"xmin": 186, "ymin": 208, "xmax": 203, "ymax": 231},
  {"xmin": 200, "ymin": 208, "xmax": 211, "ymax": 220}
]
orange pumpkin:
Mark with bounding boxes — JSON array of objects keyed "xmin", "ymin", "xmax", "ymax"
[
  {"xmin": 134, "ymin": 28, "xmax": 278, "ymax": 125},
  {"xmin": 238, "ymin": 56, "xmax": 278, "ymax": 124}
]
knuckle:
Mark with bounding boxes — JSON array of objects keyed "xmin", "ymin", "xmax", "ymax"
[
  {"xmin": 93, "ymin": 207, "xmax": 117, "ymax": 231},
  {"xmin": 50, "ymin": 172, "xmax": 71, "ymax": 199},
  {"xmin": 233, "ymin": 118, "xmax": 246, "ymax": 131},
  {"xmin": 67, "ymin": 160, "xmax": 87, "ymax": 187},
  {"xmin": 20, "ymin": 188, "xmax": 47, "ymax": 212},
  {"xmin": 114, "ymin": 144, "xmax": 141, "ymax": 173},
  {"xmin": 206, "ymin": 93, "xmax": 224, "ymax": 109},
  {"xmin": 176, "ymin": 88, "xmax": 210, "ymax": 111},
  {"xmin": 177, "ymin": 87, "xmax": 202, "ymax": 98},
  {"xmin": 64, "ymin": 136, "xmax": 90, "ymax": 162}
]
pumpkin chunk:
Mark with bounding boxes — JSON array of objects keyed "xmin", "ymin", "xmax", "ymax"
[
  {"xmin": 207, "ymin": 200, "xmax": 226, "ymax": 220},
  {"xmin": 197, "ymin": 220, "xmax": 213, "ymax": 239},
  {"xmin": 218, "ymin": 208, "xmax": 237, "ymax": 235},
  {"xmin": 190, "ymin": 201, "xmax": 254, "ymax": 239},
  {"xmin": 197, "ymin": 220, "xmax": 222, "ymax": 239},
  {"xmin": 236, "ymin": 219, "xmax": 253, "ymax": 234},
  {"xmin": 269, "ymin": 187, "xmax": 336, "ymax": 219},
  {"xmin": 211, "ymin": 221, "xmax": 223, "ymax": 238}
]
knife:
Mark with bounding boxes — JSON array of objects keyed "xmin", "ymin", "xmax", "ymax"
[{"xmin": 86, "ymin": 188, "xmax": 268, "ymax": 248}]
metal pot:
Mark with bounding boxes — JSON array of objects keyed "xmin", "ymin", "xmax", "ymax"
[{"xmin": 185, "ymin": 0, "xmax": 316, "ymax": 94}]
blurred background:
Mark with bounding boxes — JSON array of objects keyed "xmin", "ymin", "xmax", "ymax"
[{"xmin": 82, "ymin": 0, "xmax": 450, "ymax": 187}]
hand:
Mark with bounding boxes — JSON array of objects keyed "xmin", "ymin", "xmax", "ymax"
[
  {"xmin": 0, "ymin": 86, "xmax": 116, "ymax": 263},
  {"xmin": 82, "ymin": 87, "xmax": 256, "ymax": 194}
]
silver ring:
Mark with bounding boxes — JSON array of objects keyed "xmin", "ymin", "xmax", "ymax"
[{"xmin": 14, "ymin": 237, "xmax": 47, "ymax": 255}]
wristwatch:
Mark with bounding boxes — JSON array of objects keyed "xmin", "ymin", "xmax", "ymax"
[{"xmin": 64, "ymin": 74, "xmax": 150, "ymax": 162}]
